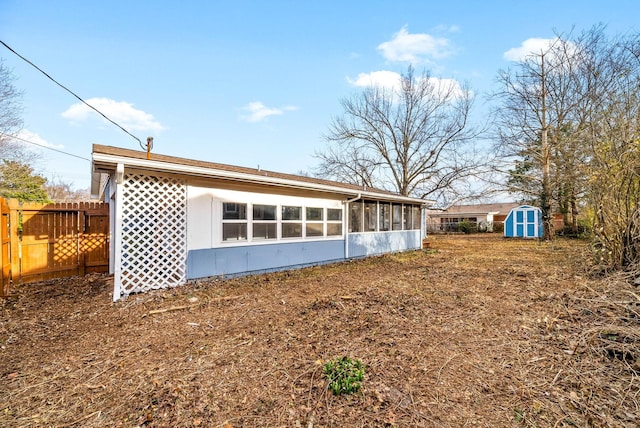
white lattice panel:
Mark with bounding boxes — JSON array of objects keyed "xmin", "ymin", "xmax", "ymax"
[{"xmin": 118, "ymin": 173, "xmax": 187, "ymax": 296}]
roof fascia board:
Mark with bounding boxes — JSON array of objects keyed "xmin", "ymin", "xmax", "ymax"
[{"xmin": 92, "ymin": 152, "xmax": 430, "ymax": 205}]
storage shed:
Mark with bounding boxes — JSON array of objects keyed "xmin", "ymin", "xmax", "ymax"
[
  {"xmin": 91, "ymin": 145, "xmax": 433, "ymax": 301},
  {"xmin": 504, "ymin": 205, "xmax": 542, "ymax": 238}
]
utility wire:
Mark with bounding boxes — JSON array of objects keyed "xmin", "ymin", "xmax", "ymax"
[
  {"xmin": 0, "ymin": 131, "xmax": 90, "ymax": 161},
  {"xmin": 0, "ymin": 39, "xmax": 145, "ymax": 150}
]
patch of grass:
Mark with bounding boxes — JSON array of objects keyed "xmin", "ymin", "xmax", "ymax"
[
  {"xmin": 514, "ymin": 407, "xmax": 524, "ymax": 423},
  {"xmin": 324, "ymin": 356, "xmax": 365, "ymax": 395}
]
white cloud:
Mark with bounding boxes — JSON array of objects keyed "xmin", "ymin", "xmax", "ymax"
[
  {"xmin": 240, "ymin": 102, "xmax": 298, "ymax": 123},
  {"xmin": 347, "ymin": 70, "xmax": 403, "ymax": 92},
  {"xmin": 347, "ymin": 71, "xmax": 466, "ymax": 99},
  {"xmin": 377, "ymin": 26, "xmax": 453, "ymax": 63},
  {"xmin": 61, "ymin": 97, "xmax": 165, "ymax": 132},
  {"xmin": 16, "ymin": 129, "xmax": 65, "ymax": 150},
  {"xmin": 428, "ymin": 77, "xmax": 466, "ymax": 99},
  {"xmin": 504, "ymin": 37, "xmax": 564, "ymax": 62}
]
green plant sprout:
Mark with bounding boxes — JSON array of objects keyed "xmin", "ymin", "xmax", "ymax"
[{"xmin": 323, "ymin": 356, "xmax": 365, "ymax": 395}]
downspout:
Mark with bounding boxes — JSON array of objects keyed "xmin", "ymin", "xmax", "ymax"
[{"xmin": 343, "ymin": 193, "xmax": 361, "ymax": 260}]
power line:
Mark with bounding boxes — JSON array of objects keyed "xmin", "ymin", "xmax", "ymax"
[
  {"xmin": 0, "ymin": 39, "xmax": 145, "ymax": 150},
  {"xmin": 0, "ymin": 131, "xmax": 90, "ymax": 161}
]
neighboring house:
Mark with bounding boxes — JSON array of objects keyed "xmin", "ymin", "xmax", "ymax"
[
  {"xmin": 428, "ymin": 202, "xmax": 565, "ymax": 234},
  {"xmin": 91, "ymin": 145, "xmax": 432, "ymax": 301},
  {"xmin": 427, "ymin": 202, "xmax": 521, "ymax": 232}
]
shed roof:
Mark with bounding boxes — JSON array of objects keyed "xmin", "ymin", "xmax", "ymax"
[{"xmin": 91, "ymin": 144, "xmax": 432, "ymax": 206}]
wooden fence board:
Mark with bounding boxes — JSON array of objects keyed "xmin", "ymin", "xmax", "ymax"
[
  {"xmin": 0, "ymin": 198, "xmax": 109, "ymax": 294},
  {"xmin": 0, "ymin": 198, "xmax": 10, "ymax": 297},
  {"xmin": 82, "ymin": 209, "xmax": 109, "ymax": 274}
]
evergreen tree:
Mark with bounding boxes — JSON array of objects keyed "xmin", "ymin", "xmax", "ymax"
[{"xmin": 0, "ymin": 160, "xmax": 49, "ymax": 202}]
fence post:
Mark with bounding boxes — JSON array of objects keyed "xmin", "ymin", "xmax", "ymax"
[
  {"xmin": 78, "ymin": 207, "xmax": 86, "ymax": 277},
  {"xmin": 8, "ymin": 199, "xmax": 20, "ymax": 284},
  {"xmin": 0, "ymin": 197, "xmax": 10, "ymax": 297}
]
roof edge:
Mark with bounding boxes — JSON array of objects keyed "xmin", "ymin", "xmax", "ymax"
[{"xmin": 92, "ymin": 144, "xmax": 434, "ymax": 206}]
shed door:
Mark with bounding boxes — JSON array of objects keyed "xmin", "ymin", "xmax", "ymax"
[
  {"xmin": 514, "ymin": 208, "xmax": 538, "ymax": 238},
  {"xmin": 515, "ymin": 210, "xmax": 524, "ymax": 237},
  {"xmin": 526, "ymin": 209, "xmax": 537, "ymax": 237}
]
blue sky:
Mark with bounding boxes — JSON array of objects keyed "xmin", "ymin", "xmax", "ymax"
[{"xmin": 1, "ymin": 0, "xmax": 638, "ymax": 190}]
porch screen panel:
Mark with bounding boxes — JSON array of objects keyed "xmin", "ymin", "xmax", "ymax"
[{"xmin": 119, "ymin": 173, "xmax": 187, "ymax": 296}]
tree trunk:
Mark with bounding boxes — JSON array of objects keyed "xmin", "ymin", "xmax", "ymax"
[{"xmin": 540, "ymin": 53, "xmax": 554, "ymax": 240}]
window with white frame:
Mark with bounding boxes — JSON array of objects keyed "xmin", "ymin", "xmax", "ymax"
[
  {"xmin": 346, "ymin": 202, "xmax": 421, "ymax": 233},
  {"xmin": 412, "ymin": 206, "xmax": 421, "ymax": 230},
  {"xmin": 364, "ymin": 200, "xmax": 377, "ymax": 231},
  {"xmin": 306, "ymin": 207, "xmax": 324, "ymax": 237},
  {"xmin": 403, "ymin": 205, "xmax": 412, "ymax": 231},
  {"xmin": 222, "ymin": 202, "xmax": 247, "ymax": 241},
  {"xmin": 282, "ymin": 205, "xmax": 302, "ymax": 238},
  {"xmin": 349, "ymin": 201, "xmax": 363, "ymax": 233},
  {"xmin": 379, "ymin": 202, "xmax": 390, "ymax": 231},
  {"xmin": 392, "ymin": 203, "xmax": 403, "ymax": 230},
  {"xmin": 253, "ymin": 204, "xmax": 277, "ymax": 240},
  {"xmin": 327, "ymin": 208, "xmax": 342, "ymax": 236}
]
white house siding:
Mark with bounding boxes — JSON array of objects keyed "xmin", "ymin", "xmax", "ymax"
[{"xmin": 186, "ymin": 185, "xmax": 214, "ymax": 250}]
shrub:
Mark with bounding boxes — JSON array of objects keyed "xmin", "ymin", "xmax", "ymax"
[{"xmin": 458, "ymin": 221, "xmax": 474, "ymax": 234}]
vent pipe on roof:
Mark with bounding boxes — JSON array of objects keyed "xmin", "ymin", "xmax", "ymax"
[{"xmin": 146, "ymin": 137, "xmax": 153, "ymax": 160}]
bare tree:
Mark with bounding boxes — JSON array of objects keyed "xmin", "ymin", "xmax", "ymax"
[
  {"xmin": 493, "ymin": 31, "xmax": 595, "ymax": 239},
  {"xmin": 584, "ymin": 31, "xmax": 640, "ymax": 271},
  {"xmin": 44, "ymin": 177, "xmax": 90, "ymax": 202},
  {"xmin": 495, "ymin": 25, "xmax": 640, "ymax": 276},
  {"xmin": 0, "ymin": 59, "xmax": 42, "ymax": 168},
  {"xmin": 316, "ymin": 66, "xmax": 483, "ymax": 203},
  {"xmin": 0, "ymin": 60, "xmax": 22, "ymax": 133},
  {"xmin": 0, "ymin": 59, "xmax": 27, "ymax": 159}
]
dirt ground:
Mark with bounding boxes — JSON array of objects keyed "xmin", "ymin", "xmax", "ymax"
[{"xmin": 1, "ymin": 235, "xmax": 639, "ymax": 427}]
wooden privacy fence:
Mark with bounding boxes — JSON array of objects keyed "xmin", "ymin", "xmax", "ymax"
[{"xmin": 0, "ymin": 198, "xmax": 109, "ymax": 297}]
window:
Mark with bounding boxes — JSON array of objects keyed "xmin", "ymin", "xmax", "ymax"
[
  {"xmin": 403, "ymin": 205, "xmax": 412, "ymax": 230},
  {"xmin": 253, "ymin": 204, "xmax": 276, "ymax": 240},
  {"xmin": 392, "ymin": 204, "xmax": 402, "ymax": 230},
  {"xmin": 306, "ymin": 207, "xmax": 324, "ymax": 237},
  {"xmin": 364, "ymin": 201, "xmax": 377, "ymax": 231},
  {"xmin": 282, "ymin": 206, "xmax": 302, "ymax": 238},
  {"xmin": 222, "ymin": 202, "xmax": 247, "ymax": 241},
  {"xmin": 306, "ymin": 207, "xmax": 323, "ymax": 221},
  {"xmin": 327, "ymin": 208, "xmax": 343, "ymax": 236},
  {"xmin": 379, "ymin": 203, "xmax": 390, "ymax": 231},
  {"xmin": 223, "ymin": 203, "xmax": 245, "ymax": 219},
  {"xmin": 327, "ymin": 208, "xmax": 342, "ymax": 221},
  {"xmin": 221, "ymin": 202, "xmax": 346, "ymax": 243},
  {"xmin": 412, "ymin": 206, "xmax": 421, "ymax": 230},
  {"xmin": 349, "ymin": 201, "xmax": 363, "ymax": 233}
]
